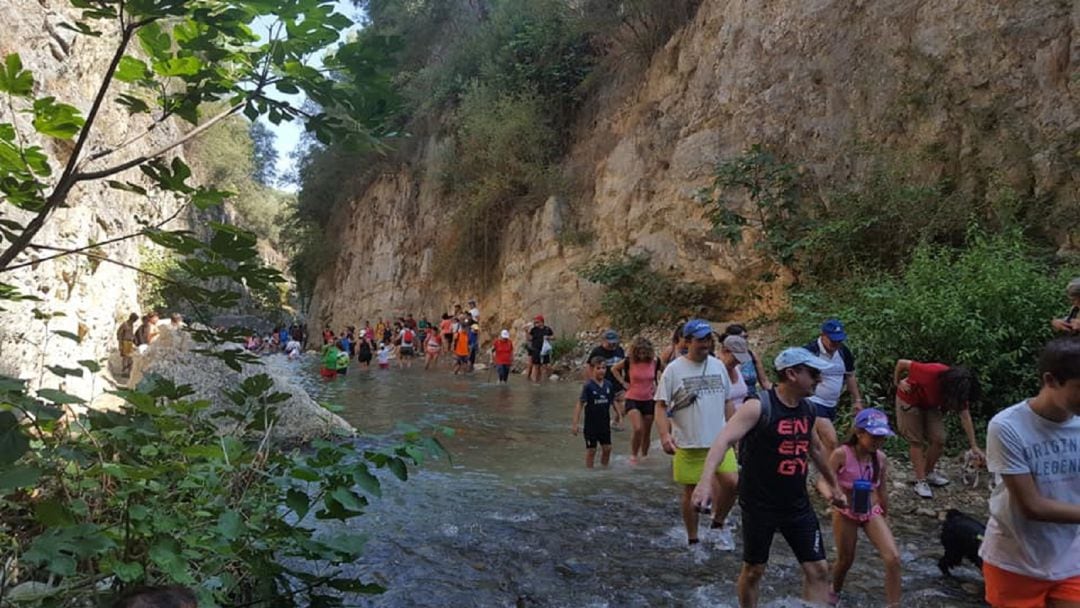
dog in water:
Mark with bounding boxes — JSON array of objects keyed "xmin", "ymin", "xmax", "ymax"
[
  {"xmin": 960, "ymin": 449, "xmax": 994, "ymax": 490},
  {"xmin": 939, "ymin": 509, "xmax": 985, "ymax": 576}
]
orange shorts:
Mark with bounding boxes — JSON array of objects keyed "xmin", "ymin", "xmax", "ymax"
[{"xmin": 984, "ymin": 562, "xmax": 1080, "ymax": 608}]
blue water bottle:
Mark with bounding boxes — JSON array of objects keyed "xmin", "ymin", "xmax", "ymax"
[{"xmin": 852, "ymin": 478, "xmax": 873, "ymax": 515}]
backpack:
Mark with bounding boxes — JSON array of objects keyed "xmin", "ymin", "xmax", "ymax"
[{"xmin": 403, "ymin": 329, "xmax": 414, "ymax": 344}]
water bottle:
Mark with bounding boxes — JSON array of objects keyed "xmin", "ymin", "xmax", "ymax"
[{"xmin": 852, "ymin": 478, "xmax": 873, "ymax": 515}]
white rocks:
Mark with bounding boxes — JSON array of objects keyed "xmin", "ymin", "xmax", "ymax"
[{"xmin": 130, "ymin": 326, "xmax": 353, "ymax": 442}]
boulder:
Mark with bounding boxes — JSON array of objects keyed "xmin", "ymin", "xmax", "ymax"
[{"xmin": 129, "ymin": 324, "xmax": 353, "ymax": 442}]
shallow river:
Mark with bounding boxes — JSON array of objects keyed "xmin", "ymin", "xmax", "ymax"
[{"xmin": 295, "ymin": 360, "xmax": 986, "ymax": 607}]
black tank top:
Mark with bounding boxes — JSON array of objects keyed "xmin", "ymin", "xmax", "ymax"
[{"xmin": 738, "ymin": 388, "xmax": 817, "ymax": 512}]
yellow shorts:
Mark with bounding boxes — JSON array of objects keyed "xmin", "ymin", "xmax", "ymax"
[
  {"xmin": 120, "ymin": 340, "xmax": 134, "ymax": 356},
  {"xmin": 673, "ymin": 447, "xmax": 737, "ymax": 485}
]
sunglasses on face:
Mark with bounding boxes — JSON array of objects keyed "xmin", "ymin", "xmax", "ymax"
[{"xmin": 794, "ymin": 365, "xmax": 822, "ymax": 380}]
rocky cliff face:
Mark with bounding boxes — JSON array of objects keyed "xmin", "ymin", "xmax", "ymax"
[
  {"xmin": 0, "ymin": 0, "xmax": 190, "ymax": 397},
  {"xmin": 314, "ymin": 0, "xmax": 1079, "ymax": 337}
]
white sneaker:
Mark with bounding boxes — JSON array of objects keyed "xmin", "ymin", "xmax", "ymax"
[
  {"xmin": 926, "ymin": 471, "xmax": 950, "ymax": 487},
  {"xmin": 913, "ymin": 480, "xmax": 933, "ymax": 499},
  {"xmin": 709, "ymin": 526, "xmax": 735, "ymax": 551}
]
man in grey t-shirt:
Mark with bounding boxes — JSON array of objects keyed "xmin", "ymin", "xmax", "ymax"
[{"xmin": 980, "ymin": 337, "xmax": 1080, "ymax": 607}]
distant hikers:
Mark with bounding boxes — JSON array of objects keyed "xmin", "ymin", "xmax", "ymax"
[
  {"xmin": 526, "ymin": 315, "xmax": 554, "ymax": 383},
  {"xmin": 491, "ymin": 329, "xmax": 513, "ymax": 383},
  {"xmin": 116, "ymin": 312, "xmax": 138, "ymax": 376},
  {"xmin": 134, "ymin": 312, "xmax": 159, "ymax": 350}
]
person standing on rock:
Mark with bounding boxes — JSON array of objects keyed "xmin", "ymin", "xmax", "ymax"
[
  {"xmin": 117, "ymin": 312, "xmax": 138, "ymax": 376},
  {"xmin": 893, "ymin": 359, "xmax": 984, "ymax": 499},
  {"xmin": 803, "ymin": 319, "xmax": 864, "ymax": 453},
  {"xmin": 588, "ymin": 330, "xmax": 627, "ymax": 427},
  {"xmin": 691, "ymin": 347, "xmax": 846, "ymax": 607},
  {"xmin": 468, "ymin": 299, "xmax": 480, "ymax": 322},
  {"xmin": 1050, "ymin": 277, "xmax": 1080, "ymax": 334},
  {"xmin": 980, "ymin": 337, "xmax": 1080, "ymax": 608},
  {"xmin": 655, "ymin": 319, "xmax": 737, "ymax": 548},
  {"xmin": 526, "ymin": 315, "xmax": 554, "ymax": 383}
]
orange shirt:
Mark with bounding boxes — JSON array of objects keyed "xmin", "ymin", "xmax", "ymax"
[{"xmin": 454, "ymin": 330, "xmax": 471, "ymax": 357}]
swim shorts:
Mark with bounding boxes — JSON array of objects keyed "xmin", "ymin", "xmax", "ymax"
[
  {"xmin": 742, "ymin": 505, "xmax": 826, "ymax": 565},
  {"xmin": 624, "ymin": 399, "xmax": 655, "ymax": 416},
  {"xmin": 583, "ymin": 425, "xmax": 612, "ymax": 449},
  {"xmin": 984, "ymin": 562, "xmax": 1080, "ymax": 608},
  {"xmin": 673, "ymin": 447, "xmax": 737, "ymax": 485}
]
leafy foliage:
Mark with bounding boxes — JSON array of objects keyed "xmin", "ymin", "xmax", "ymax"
[
  {"xmin": 696, "ymin": 144, "xmax": 806, "ymax": 272},
  {"xmin": 577, "ymin": 251, "xmax": 710, "ymax": 333},
  {"xmin": 0, "ymin": 0, "xmax": 386, "ymax": 279},
  {"xmin": 0, "ymin": 368, "xmax": 446, "ymax": 605},
  {"xmin": 778, "ymin": 229, "xmax": 1077, "ymax": 428}
]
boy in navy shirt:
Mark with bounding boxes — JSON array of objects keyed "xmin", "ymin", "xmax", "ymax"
[{"xmin": 572, "ymin": 356, "xmax": 620, "ymax": 467}]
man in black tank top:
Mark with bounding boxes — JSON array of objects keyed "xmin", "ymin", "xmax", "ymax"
[{"xmin": 691, "ymin": 347, "xmax": 848, "ymax": 608}]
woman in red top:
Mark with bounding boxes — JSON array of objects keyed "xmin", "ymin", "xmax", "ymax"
[
  {"xmin": 491, "ymin": 330, "xmax": 514, "ymax": 383},
  {"xmin": 893, "ymin": 359, "xmax": 983, "ymax": 499}
]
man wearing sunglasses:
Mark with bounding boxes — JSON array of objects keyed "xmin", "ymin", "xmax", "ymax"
[{"xmin": 692, "ymin": 347, "xmax": 847, "ymax": 607}]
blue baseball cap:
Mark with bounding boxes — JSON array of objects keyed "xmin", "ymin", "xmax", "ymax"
[
  {"xmin": 821, "ymin": 318, "xmax": 847, "ymax": 342},
  {"xmin": 682, "ymin": 319, "xmax": 712, "ymax": 339},
  {"xmin": 855, "ymin": 408, "xmax": 895, "ymax": 437},
  {"xmin": 603, "ymin": 329, "xmax": 619, "ymax": 342},
  {"xmin": 774, "ymin": 347, "xmax": 830, "ymax": 371}
]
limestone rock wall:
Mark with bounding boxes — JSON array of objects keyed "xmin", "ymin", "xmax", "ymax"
[
  {"xmin": 313, "ymin": 0, "xmax": 1080, "ymax": 337},
  {"xmin": 0, "ymin": 0, "xmax": 187, "ymax": 397}
]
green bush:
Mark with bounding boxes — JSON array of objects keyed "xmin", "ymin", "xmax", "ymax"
[
  {"xmin": 779, "ymin": 229, "xmax": 1075, "ymax": 429},
  {"xmin": 577, "ymin": 251, "xmax": 711, "ymax": 333},
  {"xmin": 0, "ymin": 366, "xmax": 446, "ymax": 606},
  {"xmin": 550, "ymin": 335, "xmax": 582, "ymax": 362}
]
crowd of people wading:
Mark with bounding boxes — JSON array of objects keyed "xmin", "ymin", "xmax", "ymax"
[{"xmin": 115, "ymin": 281, "xmax": 1080, "ymax": 608}]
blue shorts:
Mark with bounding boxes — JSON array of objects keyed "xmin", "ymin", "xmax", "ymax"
[{"xmin": 814, "ymin": 404, "xmax": 838, "ymax": 421}]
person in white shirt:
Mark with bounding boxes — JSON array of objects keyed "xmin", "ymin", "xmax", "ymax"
[
  {"xmin": 980, "ymin": 337, "xmax": 1080, "ymax": 608},
  {"xmin": 654, "ymin": 319, "xmax": 736, "ymax": 548}
]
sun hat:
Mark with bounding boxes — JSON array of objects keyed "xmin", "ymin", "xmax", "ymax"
[
  {"xmin": 722, "ymin": 335, "xmax": 752, "ymax": 363},
  {"xmin": 854, "ymin": 408, "xmax": 895, "ymax": 437},
  {"xmin": 500, "ymin": 329, "xmax": 510, "ymax": 339},
  {"xmin": 682, "ymin": 319, "xmax": 712, "ymax": 339},
  {"xmin": 603, "ymin": 329, "xmax": 619, "ymax": 343},
  {"xmin": 774, "ymin": 347, "xmax": 830, "ymax": 371},
  {"xmin": 821, "ymin": 318, "xmax": 847, "ymax": 342}
]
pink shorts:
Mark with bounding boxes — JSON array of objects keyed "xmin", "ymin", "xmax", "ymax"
[{"xmin": 838, "ymin": 503, "xmax": 885, "ymax": 524}]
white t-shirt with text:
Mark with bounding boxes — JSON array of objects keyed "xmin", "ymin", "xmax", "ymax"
[
  {"xmin": 654, "ymin": 355, "xmax": 731, "ymax": 449},
  {"xmin": 980, "ymin": 400, "xmax": 1080, "ymax": 580}
]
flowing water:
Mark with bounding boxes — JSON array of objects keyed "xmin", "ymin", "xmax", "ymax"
[{"xmin": 293, "ymin": 360, "xmax": 986, "ymax": 607}]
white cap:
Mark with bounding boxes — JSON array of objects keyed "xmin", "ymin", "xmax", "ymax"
[{"xmin": 500, "ymin": 329, "xmax": 510, "ymax": 339}]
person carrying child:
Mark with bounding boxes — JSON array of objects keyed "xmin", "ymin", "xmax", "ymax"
[
  {"xmin": 572, "ymin": 356, "xmax": 619, "ymax": 468},
  {"xmin": 829, "ymin": 408, "xmax": 901, "ymax": 607}
]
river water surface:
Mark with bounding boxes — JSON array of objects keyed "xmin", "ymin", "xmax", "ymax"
[{"xmin": 295, "ymin": 360, "xmax": 986, "ymax": 607}]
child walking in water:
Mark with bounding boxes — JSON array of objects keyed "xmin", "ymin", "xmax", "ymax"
[
  {"xmin": 830, "ymin": 408, "xmax": 901, "ymax": 607},
  {"xmin": 376, "ymin": 342, "xmax": 391, "ymax": 369},
  {"xmin": 571, "ymin": 356, "xmax": 616, "ymax": 468}
]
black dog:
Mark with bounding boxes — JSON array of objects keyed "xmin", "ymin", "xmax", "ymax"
[{"xmin": 939, "ymin": 509, "xmax": 985, "ymax": 576}]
